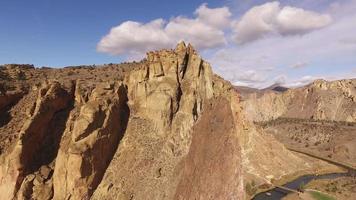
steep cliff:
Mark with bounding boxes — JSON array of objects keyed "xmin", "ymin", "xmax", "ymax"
[
  {"xmin": 91, "ymin": 43, "xmax": 245, "ymax": 200},
  {"xmin": 0, "ymin": 43, "xmax": 343, "ymax": 200},
  {"xmin": 0, "ymin": 82, "xmax": 73, "ymax": 200},
  {"xmin": 240, "ymin": 79, "xmax": 356, "ymax": 173}
]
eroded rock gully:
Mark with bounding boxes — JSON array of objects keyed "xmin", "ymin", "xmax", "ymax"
[
  {"xmin": 52, "ymin": 81, "xmax": 129, "ymax": 200},
  {"xmin": 0, "ymin": 42, "xmax": 343, "ymax": 200},
  {"xmin": 0, "ymin": 82, "xmax": 73, "ymax": 199}
]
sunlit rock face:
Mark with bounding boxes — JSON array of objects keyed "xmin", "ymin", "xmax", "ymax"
[
  {"xmin": 0, "ymin": 42, "xmax": 346, "ymax": 200},
  {"xmin": 242, "ymin": 79, "xmax": 356, "ymax": 122},
  {"xmin": 0, "ymin": 43, "xmax": 244, "ymax": 200},
  {"xmin": 92, "ymin": 42, "xmax": 244, "ymax": 200}
]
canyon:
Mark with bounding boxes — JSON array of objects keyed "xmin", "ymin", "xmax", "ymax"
[{"xmin": 0, "ymin": 42, "xmax": 355, "ymax": 200}]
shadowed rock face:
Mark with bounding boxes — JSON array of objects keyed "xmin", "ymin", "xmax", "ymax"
[
  {"xmin": 0, "ymin": 82, "xmax": 73, "ymax": 200},
  {"xmin": 52, "ymin": 82, "xmax": 129, "ymax": 199},
  {"xmin": 174, "ymin": 97, "xmax": 243, "ymax": 200}
]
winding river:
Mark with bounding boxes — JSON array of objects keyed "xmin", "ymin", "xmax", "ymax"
[{"xmin": 252, "ymin": 172, "xmax": 350, "ymax": 200}]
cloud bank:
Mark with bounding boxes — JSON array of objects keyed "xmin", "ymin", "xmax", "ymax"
[
  {"xmin": 97, "ymin": 0, "xmax": 356, "ymax": 88},
  {"xmin": 97, "ymin": 3, "xmax": 231, "ymax": 55},
  {"xmin": 232, "ymin": 1, "xmax": 332, "ymax": 44}
]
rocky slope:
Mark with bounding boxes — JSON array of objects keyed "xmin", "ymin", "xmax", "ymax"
[
  {"xmin": 242, "ymin": 79, "xmax": 356, "ymax": 122},
  {"xmin": 240, "ymin": 80, "xmax": 356, "ymax": 170},
  {"xmin": 0, "ymin": 43, "xmax": 342, "ymax": 200}
]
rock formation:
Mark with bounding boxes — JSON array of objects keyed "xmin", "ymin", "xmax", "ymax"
[
  {"xmin": 242, "ymin": 79, "xmax": 356, "ymax": 122},
  {"xmin": 0, "ymin": 82, "xmax": 72, "ymax": 200},
  {"xmin": 52, "ymin": 82, "xmax": 129, "ymax": 199},
  {"xmin": 0, "ymin": 43, "xmax": 346, "ymax": 200}
]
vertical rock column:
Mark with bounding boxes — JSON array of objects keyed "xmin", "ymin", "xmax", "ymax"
[
  {"xmin": 53, "ymin": 82, "xmax": 129, "ymax": 200},
  {"xmin": 0, "ymin": 82, "xmax": 72, "ymax": 200},
  {"xmin": 91, "ymin": 42, "xmax": 222, "ymax": 200}
]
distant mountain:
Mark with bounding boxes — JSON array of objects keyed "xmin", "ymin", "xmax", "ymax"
[
  {"xmin": 235, "ymin": 83, "xmax": 289, "ymax": 100},
  {"xmin": 234, "ymin": 85, "xmax": 259, "ymax": 95},
  {"xmin": 261, "ymin": 83, "xmax": 289, "ymax": 92}
]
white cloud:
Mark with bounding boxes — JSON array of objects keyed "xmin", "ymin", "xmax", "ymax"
[
  {"xmin": 276, "ymin": 6, "xmax": 332, "ymax": 35},
  {"xmin": 291, "ymin": 61, "xmax": 308, "ymax": 69},
  {"xmin": 232, "ymin": 81, "xmax": 250, "ymax": 87},
  {"xmin": 232, "ymin": 1, "xmax": 332, "ymax": 44},
  {"xmin": 237, "ymin": 70, "xmax": 267, "ymax": 83},
  {"xmin": 164, "ymin": 17, "xmax": 226, "ymax": 50},
  {"xmin": 209, "ymin": 6, "xmax": 356, "ymax": 88},
  {"xmin": 195, "ymin": 3, "xmax": 232, "ymax": 29},
  {"xmin": 97, "ymin": 4, "xmax": 231, "ymax": 56},
  {"xmin": 97, "ymin": 0, "xmax": 356, "ymax": 88},
  {"xmin": 273, "ymin": 74, "xmax": 287, "ymax": 85},
  {"xmin": 286, "ymin": 75, "xmax": 325, "ymax": 87},
  {"xmin": 97, "ymin": 19, "xmax": 171, "ymax": 55}
]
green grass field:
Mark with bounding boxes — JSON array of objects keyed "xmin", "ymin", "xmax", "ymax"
[{"xmin": 308, "ymin": 190, "xmax": 336, "ymax": 200}]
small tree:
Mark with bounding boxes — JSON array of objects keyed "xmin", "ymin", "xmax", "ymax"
[{"xmin": 299, "ymin": 182, "xmax": 306, "ymax": 192}]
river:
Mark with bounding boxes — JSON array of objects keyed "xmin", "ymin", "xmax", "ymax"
[{"xmin": 252, "ymin": 172, "xmax": 350, "ymax": 200}]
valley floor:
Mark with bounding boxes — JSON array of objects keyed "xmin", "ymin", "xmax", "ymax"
[{"xmin": 255, "ymin": 118, "xmax": 356, "ymax": 200}]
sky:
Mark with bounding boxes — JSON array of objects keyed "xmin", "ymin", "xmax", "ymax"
[{"xmin": 1, "ymin": 0, "xmax": 356, "ymax": 88}]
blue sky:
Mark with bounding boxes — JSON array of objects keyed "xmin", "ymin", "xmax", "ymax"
[
  {"xmin": 1, "ymin": 0, "xmax": 356, "ymax": 87},
  {"xmin": 0, "ymin": 0, "xmax": 223, "ymax": 67}
]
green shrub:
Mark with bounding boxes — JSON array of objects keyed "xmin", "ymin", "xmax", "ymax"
[{"xmin": 245, "ymin": 180, "xmax": 257, "ymax": 196}]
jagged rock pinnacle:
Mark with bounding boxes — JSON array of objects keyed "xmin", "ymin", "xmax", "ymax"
[{"xmin": 175, "ymin": 41, "xmax": 187, "ymax": 52}]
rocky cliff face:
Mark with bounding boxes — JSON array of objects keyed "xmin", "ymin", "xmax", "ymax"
[
  {"xmin": 52, "ymin": 82, "xmax": 129, "ymax": 200},
  {"xmin": 240, "ymin": 79, "xmax": 356, "ymax": 180},
  {"xmin": 0, "ymin": 43, "xmax": 342, "ymax": 200},
  {"xmin": 0, "ymin": 82, "xmax": 73, "ymax": 200},
  {"xmin": 91, "ymin": 43, "xmax": 231, "ymax": 200},
  {"xmin": 242, "ymin": 79, "xmax": 356, "ymax": 122},
  {"xmin": 0, "ymin": 43, "xmax": 243, "ymax": 200}
]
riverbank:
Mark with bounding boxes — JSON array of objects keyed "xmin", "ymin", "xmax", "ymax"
[
  {"xmin": 283, "ymin": 189, "xmax": 336, "ymax": 200},
  {"xmin": 304, "ymin": 176, "xmax": 356, "ymax": 199},
  {"xmin": 253, "ymin": 172, "xmax": 351, "ymax": 200},
  {"xmin": 250, "ymin": 151, "xmax": 346, "ymax": 199}
]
